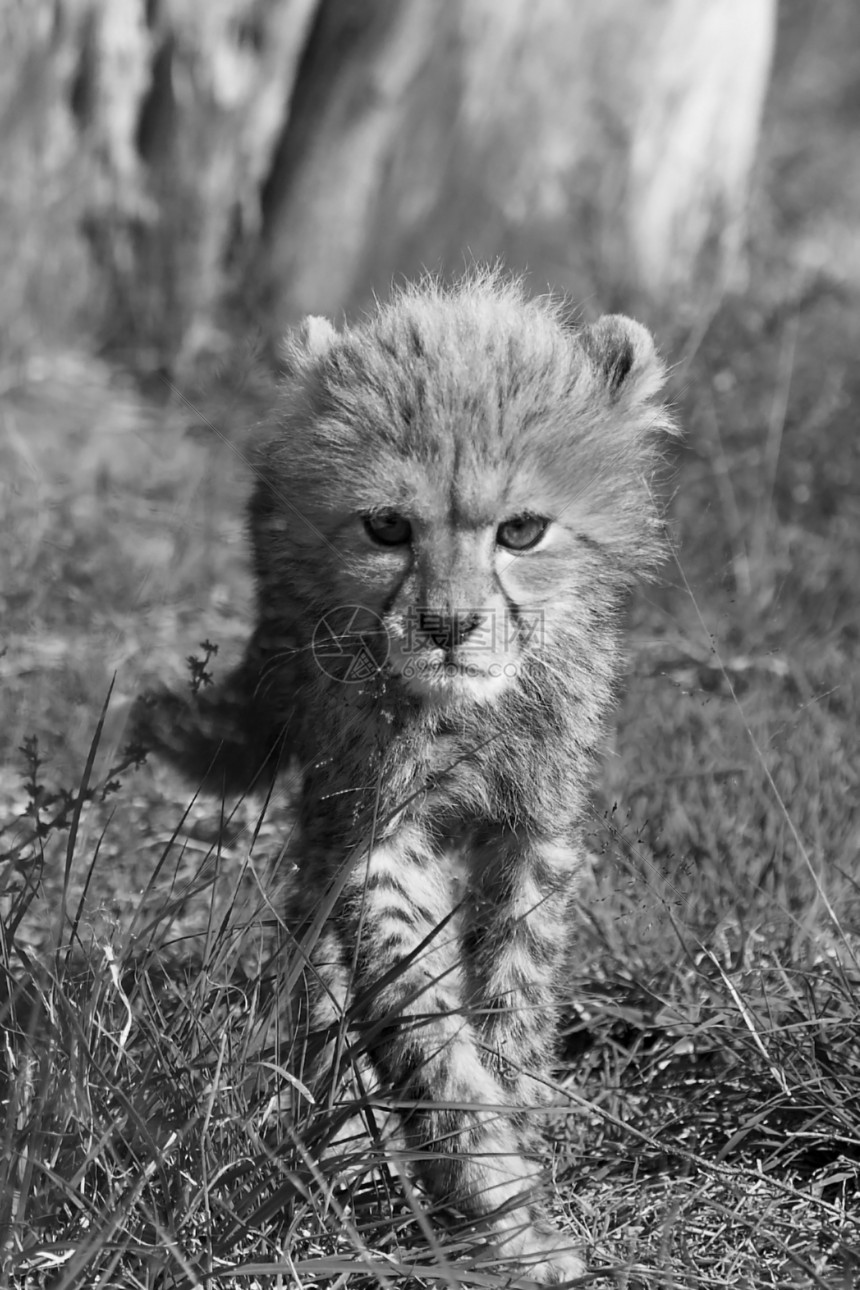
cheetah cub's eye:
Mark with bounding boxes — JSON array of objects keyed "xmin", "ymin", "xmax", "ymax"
[
  {"xmin": 364, "ymin": 510, "xmax": 412, "ymax": 546},
  {"xmin": 496, "ymin": 515, "xmax": 550, "ymax": 552}
]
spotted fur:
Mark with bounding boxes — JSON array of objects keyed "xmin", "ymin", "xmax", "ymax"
[{"xmin": 136, "ymin": 273, "xmax": 675, "ymax": 1280}]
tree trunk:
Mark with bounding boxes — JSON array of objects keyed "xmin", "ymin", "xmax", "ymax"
[
  {"xmin": 1, "ymin": 0, "xmax": 776, "ymax": 363},
  {"xmin": 259, "ymin": 0, "xmax": 777, "ymax": 331},
  {"xmin": 1, "ymin": 0, "xmax": 318, "ymax": 364}
]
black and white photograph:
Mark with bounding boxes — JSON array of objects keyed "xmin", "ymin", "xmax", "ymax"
[{"xmin": 1, "ymin": 1, "xmax": 858, "ymax": 1285}]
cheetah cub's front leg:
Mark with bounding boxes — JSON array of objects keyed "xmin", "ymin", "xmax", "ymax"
[
  {"xmin": 302, "ymin": 819, "xmax": 584, "ymax": 1282},
  {"xmin": 465, "ymin": 830, "xmax": 582, "ymax": 1112}
]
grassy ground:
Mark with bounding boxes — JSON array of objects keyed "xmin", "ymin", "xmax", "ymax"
[{"xmin": 1, "ymin": 4, "xmax": 859, "ymax": 1287}]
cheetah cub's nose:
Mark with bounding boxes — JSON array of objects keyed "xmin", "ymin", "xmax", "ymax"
[{"xmin": 418, "ymin": 608, "xmax": 485, "ymax": 652}]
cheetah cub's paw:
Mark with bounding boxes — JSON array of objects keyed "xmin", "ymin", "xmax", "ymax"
[
  {"xmin": 529, "ymin": 1246, "xmax": 586, "ymax": 1285},
  {"xmin": 500, "ymin": 1221, "xmax": 586, "ymax": 1285}
]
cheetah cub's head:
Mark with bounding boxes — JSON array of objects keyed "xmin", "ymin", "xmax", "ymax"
[{"xmin": 255, "ymin": 275, "xmax": 675, "ymax": 707}]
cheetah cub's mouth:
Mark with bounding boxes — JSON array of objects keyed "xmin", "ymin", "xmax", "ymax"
[
  {"xmin": 365, "ymin": 509, "xmax": 550, "ymax": 705},
  {"xmin": 388, "ymin": 631, "xmax": 517, "ymax": 703}
]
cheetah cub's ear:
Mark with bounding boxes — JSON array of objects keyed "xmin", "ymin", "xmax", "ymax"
[
  {"xmin": 279, "ymin": 314, "xmax": 338, "ymax": 378},
  {"xmin": 580, "ymin": 314, "xmax": 669, "ymax": 413}
]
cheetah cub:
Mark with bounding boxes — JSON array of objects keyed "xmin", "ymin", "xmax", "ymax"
[{"xmin": 138, "ymin": 274, "xmax": 675, "ymax": 1281}]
